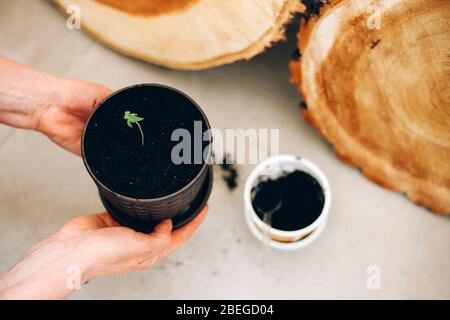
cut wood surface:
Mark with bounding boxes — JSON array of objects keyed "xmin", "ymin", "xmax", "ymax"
[
  {"xmin": 290, "ymin": 0, "xmax": 450, "ymax": 213},
  {"xmin": 53, "ymin": 0, "xmax": 303, "ymax": 70}
]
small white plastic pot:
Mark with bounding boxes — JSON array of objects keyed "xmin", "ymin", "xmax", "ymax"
[{"xmin": 243, "ymin": 155, "xmax": 331, "ymax": 251}]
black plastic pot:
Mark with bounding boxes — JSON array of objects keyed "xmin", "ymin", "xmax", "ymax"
[{"xmin": 81, "ymin": 84, "xmax": 213, "ymax": 232}]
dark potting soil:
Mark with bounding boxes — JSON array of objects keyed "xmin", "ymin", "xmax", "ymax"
[
  {"xmin": 219, "ymin": 153, "xmax": 239, "ymax": 190},
  {"xmin": 251, "ymin": 170, "xmax": 325, "ymax": 231},
  {"xmin": 83, "ymin": 85, "xmax": 209, "ymax": 199}
]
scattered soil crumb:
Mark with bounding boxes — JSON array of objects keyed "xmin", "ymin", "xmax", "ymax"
[{"xmin": 219, "ymin": 153, "xmax": 239, "ymax": 190}]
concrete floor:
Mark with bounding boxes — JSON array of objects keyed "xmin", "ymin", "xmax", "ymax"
[{"xmin": 0, "ymin": 0, "xmax": 449, "ymax": 299}]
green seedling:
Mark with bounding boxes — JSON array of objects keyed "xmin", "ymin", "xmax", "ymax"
[{"xmin": 124, "ymin": 111, "xmax": 145, "ymax": 146}]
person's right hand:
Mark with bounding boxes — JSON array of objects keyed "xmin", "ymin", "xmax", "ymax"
[
  {"xmin": 59, "ymin": 207, "xmax": 208, "ymax": 278},
  {"xmin": 0, "ymin": 207, "xmax": 207, "ymax": 300}
]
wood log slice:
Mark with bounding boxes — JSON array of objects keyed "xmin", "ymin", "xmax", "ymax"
[
  {"xmin": 290, "ymin": 0, "xmax": 450, "ymax": 213},
  {"xmin": 52, "ymin": 0, "xmax": 304, "ymax": 70}
]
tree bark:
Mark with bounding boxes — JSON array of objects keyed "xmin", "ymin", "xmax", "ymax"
[{"xmin": 290, "ymin": 0, "xmax": 450, "ymax": 214}]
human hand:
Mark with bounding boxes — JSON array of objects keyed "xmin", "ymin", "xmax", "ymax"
[
  {"xmin": 60, "ymin": 206, "xmax": 208, "ymax": 278},
  {"xmin": 0, "ymin": 206, "xmax": 207, "ymax": 300},
  {"xmin": 32, "ymin": 78, "xmax": 111, "ymax": 155},
  {"xmin": 0, "ymin": 57, "xmax": 111, "ymax": 155}
]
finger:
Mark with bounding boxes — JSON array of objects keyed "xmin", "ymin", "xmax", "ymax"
[
  {"xmin": 58, "ymin": 212, "xmax": 112, "ymax": 236},
  {"xmin": 65, "ymin": 79, "xmax": 112, "ymax": 117},
  {"xmin": 70, "ymin": 138, "xmax": 82, "ymax": 156},
  {"xmin": 98, "ymin": 212, "xmax": 122, "ymax": 228},
  {"xmin": 140, "ymin": 219, "xmax": 173, "ymax": 251},
  {"xmin": 172, "ymin": 205, "xmax": 207, "ymax": 240},
  {"xmin": 161, "ymin": 205, "xmax": 208, "ymax": 259},
  {"xmin": 150, "ymin": 219, "xmax": 173, "ymax": 239}
]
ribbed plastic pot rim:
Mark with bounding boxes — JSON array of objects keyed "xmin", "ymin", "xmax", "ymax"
[
  {"xmin": 81, "ymin": 83, "xmax": 212, "ymax": 202},
  {"xmin": 243, "ymin": 154, "xmax": 332, "ymax": 240}
]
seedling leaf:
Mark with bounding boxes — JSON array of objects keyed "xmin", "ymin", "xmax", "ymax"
[{"xmin": 124, "ymin": 111, "xmax": 145, "ymax": 146}]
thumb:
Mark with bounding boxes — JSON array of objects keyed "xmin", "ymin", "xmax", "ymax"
[
  {"xmin": 144, "ymin": 219, "xmax": 173, "ymax": 250},
  {"xmin": 63, "ymin": 79, "xmax": 112, "ymax": 116}
]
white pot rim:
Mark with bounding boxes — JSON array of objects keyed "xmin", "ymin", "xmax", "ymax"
[
  {"xmin": 244, "ymin": 204, "xmax": 328, "ymax": 250},
  {"xmin": 243, "ymin": 155, "xmax": 332, "ymax": 239}
]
